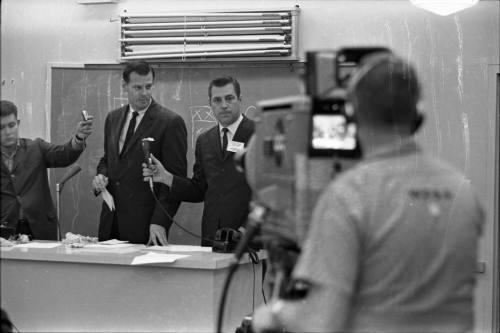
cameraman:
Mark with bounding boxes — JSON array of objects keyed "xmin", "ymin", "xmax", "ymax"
[{"xmin": 252, "ymin": 53, "xmax": 484, "ymax": 332}]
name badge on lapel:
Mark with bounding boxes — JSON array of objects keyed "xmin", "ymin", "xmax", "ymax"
[{"xmin": 227, "ymin": 141, "xmax": 245, "ymax": 153}]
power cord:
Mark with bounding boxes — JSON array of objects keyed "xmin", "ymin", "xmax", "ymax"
[
  {"xmin": 251, "ymin": 260, "xmax": 256, "ymax": 312},
  {"xmin": 261, "ymin": 259, "xmax": 268, "ymax": 305},
  {"xmin": 147, "ymin": 179, "xmax": 261, "ymax": 333},
  {"xmin": 217, "ymin": 261, "xmax": 239, "ymax": 333},
  {"xmin": 148, "ymin": 182, "xmax": 216, "ymax": 245},
  {"xmin": 247, "ymin": 248, "xmax": 261, "ymax": 311}
]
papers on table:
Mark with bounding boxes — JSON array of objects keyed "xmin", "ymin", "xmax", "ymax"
[
  {"xmin": 64, "ymin": 239, "xmax": 132, "ymax": 249},
  {"xmin": 85, "ymin": 243, "xmax": 135, "ymax": 249},
  {"xmin": 98, "ymin": 239, "xmax": 129, "ymax": 245},
  {"xmin": 64, "ymin": 239, "xmax": 142, "ymax": 253},
  {"xmin": 0, "ymin": 237, "xmax": 15, "ymax": 248},
  {"xmin": 66, "ymin": 243, "xmax": 144, "ymax": 255},
  {"xmin": 147, "ymin": 244, "xmax": 212, "ymax": 252},
  {"xmin": 14, "ymin": 242, "xmax": 61, "ymax": 249},
  {"xmin": 131, "ymin": 252, "xmax": 190, "ymax": 265}
]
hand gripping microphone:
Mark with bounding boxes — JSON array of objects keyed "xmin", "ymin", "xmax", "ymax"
[{"xmin": 141, "ymin": 137, "xmax": 155, "ymax": 192}]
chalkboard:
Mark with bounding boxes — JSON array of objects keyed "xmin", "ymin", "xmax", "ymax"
[{"xmin": 50, "ymin": 64, "xmax": 302, "ymax": 244}]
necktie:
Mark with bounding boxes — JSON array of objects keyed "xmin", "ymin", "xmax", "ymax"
[
  {"xmin": 221, "ymin": 127, "xmax": 229, "ymax": 156},
  {"xmin": 121, "ymin": 111, "xmax": 138, "ymax": 155}
]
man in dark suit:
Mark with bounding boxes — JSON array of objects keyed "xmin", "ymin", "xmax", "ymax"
[
  {"xmin": 1, "ymin": 100, "xmax": 93, "ymax": 240},
  {"xmin": 143, "ymin": 76, "xmax": 254, "ymax": 246},
  {"xmin": 93, "ymin": 61, "xmax": 187, "ymax": 245}
]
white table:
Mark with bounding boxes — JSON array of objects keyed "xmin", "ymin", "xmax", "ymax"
[{"xmin": 0, "ymin": 243, "xmax": 265, "ymax": 332}]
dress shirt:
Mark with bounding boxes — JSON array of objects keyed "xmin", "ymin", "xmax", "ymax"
[
  {"xmin": 1, "ymin": 140, "xmax": 21, "ymax": 172},
  {"xmin": 119, "ymin": 101, "xmax": 150, "ymax": 152},
  {"xmin": 219, "ymin": 113, "xmax": 243, "ymax": 149}
]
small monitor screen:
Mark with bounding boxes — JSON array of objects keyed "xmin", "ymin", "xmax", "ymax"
[{"xmin": 311, "ymin": 114, "xmax": 357, "ymax": 150}]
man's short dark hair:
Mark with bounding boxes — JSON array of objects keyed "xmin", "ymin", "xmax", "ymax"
[
  {"xmin": 0, "ymin": 100, "xmax": 18, "ymax": 118},
  {"xmin": 122, "ymin": 61, "xmax": 155, "ymax": 83},
  {"xmin": 347, "ymin": 53, "xmax": 421, "ymax": 128},
  {"xmin": 208, "ymin": 76, "xmax": 241, "ymax": 100}
]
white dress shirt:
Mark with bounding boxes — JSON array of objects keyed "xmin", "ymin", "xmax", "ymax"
[
  {"xmin": 119, "ymin": 101, "xmax": 150, "ymax": 153},
  {"xmin": 219, "ymin": 113, "xmax": 243, "ymax": 150}
]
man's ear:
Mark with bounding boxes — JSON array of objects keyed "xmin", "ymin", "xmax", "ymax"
[
  {"xmin": 121, "ymin": 80, "xmax": 127, "ymax": 90},
  {"xmin": 411, "ymin": 113, "xmax": 424, "ymax": 134}
]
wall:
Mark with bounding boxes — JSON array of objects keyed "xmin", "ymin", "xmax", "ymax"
[{"xmin": 1, "ymin": 0, "xmax": 499, "ymax": 331}]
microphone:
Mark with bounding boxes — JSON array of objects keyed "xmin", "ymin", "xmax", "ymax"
[
  {"xmin": 58, "ymin": 165, "xmax": 82, "ymax": 191},
  {"xmin": 56, "ymin": 164, "xmax": 81, "ymax": 241},
  {"xmin": 232, "ymin": 203, "xmax": 268, "ymax": 264},
  {"xmin": 142, "ymin": 137, "xmax": 155, "ymax": 191}
]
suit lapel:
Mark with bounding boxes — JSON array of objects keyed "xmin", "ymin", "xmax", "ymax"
[
  {"xmin": 10, "ymin": 140, "xmax": 26, "ymax": 174},
  {"xmin": 232, "ymin": 116, "xmax": 254, "ymax": 144},
  {"xmin": 1, "ymin": 150, "xmax": 15, "ymax": 174},
  {"xmin": 223, "ymin": 116, "xmax": 254, "ymax": 160},
  {"xmin": 207, "ymin": 116, "xmax": 255, "ymax": 162},
  {"xmin": 0, "ymin": 159, "xmax": 8, "ymax": 174},
  {"xmin": 208, "ymin": 126, "xmax": 224, "ymax": 161}
]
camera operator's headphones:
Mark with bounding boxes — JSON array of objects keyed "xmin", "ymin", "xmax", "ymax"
[{"xmin": 347, "ymin": 52, "xmax": 425, "ymax": 134}]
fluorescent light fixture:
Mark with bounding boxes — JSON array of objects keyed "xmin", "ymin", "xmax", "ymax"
[
  {"xmin": 409, "ymin": 0, "xmax": 479, "ymax": 16},
  {"xmin": 77, "ymin": 0, "xmax": 116, "ymax": 3}
]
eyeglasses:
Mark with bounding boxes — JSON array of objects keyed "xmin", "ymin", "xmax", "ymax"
[{"xmin": 211, "ymin": 94, "xmax": 237, "ymax": 106}]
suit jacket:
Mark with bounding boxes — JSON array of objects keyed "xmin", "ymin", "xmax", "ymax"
[
  {"xmin": 170, "ymin": 116, "xmax": 254, "ymax": 246},
  {"xmin": 97, "ymin": 99, "xmax": 187, "ymax": 244},
  {"xmin": 1, "ymin": 138, "xmax": 83, "ymax": 240}
]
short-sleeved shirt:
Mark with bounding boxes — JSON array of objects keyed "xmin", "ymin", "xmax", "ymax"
[{"xmin": 293, "ymin": 138, "xmax": 484, "ymax": 332}]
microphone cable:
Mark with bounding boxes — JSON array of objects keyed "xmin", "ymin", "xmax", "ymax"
[
  {"xmin": 146, "ymin": 179, "xmax": 216, "ymax": 245},
  {"xmin": 251, "ymin": 257, "xmax": 256, "ymax": 312},
  {"xmin": 146, "ymin": 178, "xmax": 262, "ymax": 253},
  {"xmin": 146, "ymin": 177, "xmax": 260, "ymax": 333}
]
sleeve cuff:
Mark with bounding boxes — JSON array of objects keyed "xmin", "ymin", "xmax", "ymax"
[{"xmin": 71, "ymin": 135, "xmax": 85, "ymax": 149}]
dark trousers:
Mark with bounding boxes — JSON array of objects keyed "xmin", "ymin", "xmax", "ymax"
[
  {"xmin": 16, "ymin": 219, "xmax": 33, "ymax": 239},
  {"xmin": 110, "ymin": 214, "xmax": 120, "ymax": 240}
]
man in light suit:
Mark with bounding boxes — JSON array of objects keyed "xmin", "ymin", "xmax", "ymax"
[
  {"xmin": 143, "ymin": 76, "xmax": 254, "ymax": 246},
  {"xmin": 93, "ymin": 61, "xmax": 187, "ymax": 245},
  {"xmin": 1, "ymin": 100, "xmax": 93, "ymax": 240}
]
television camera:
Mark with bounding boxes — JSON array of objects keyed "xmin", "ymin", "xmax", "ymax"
[
  {"xmin": 248, "ymin": 47, "xmax": 390, "ymax": 254},
  {"xmin": 229, "ymin": 47, "xmax": 391, "ymax": 333}
]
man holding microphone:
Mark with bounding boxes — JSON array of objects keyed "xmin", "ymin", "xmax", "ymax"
[
  {"xmin": 140, "ymin": 76, "xmax": 254, "ymax": 247},
  {"xmin": 1, "ymin": 100, "xmax": 93, "ymax": 240},
  {"xmin": 92, "ymin": 61, "xmax": 187, "ymax": 246}
]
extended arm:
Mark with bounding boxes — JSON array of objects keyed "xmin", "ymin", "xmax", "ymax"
[
  {"xmin": 42, "ymin": 116, "xmax": 93, "ymax": 167},
  {"xmin": 143, "ymin": 135, "xmax": 207, "ymax": 203},
  {"xmin": 149, "ymin": 115, "xmax": 188, "ymax": 233}
]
